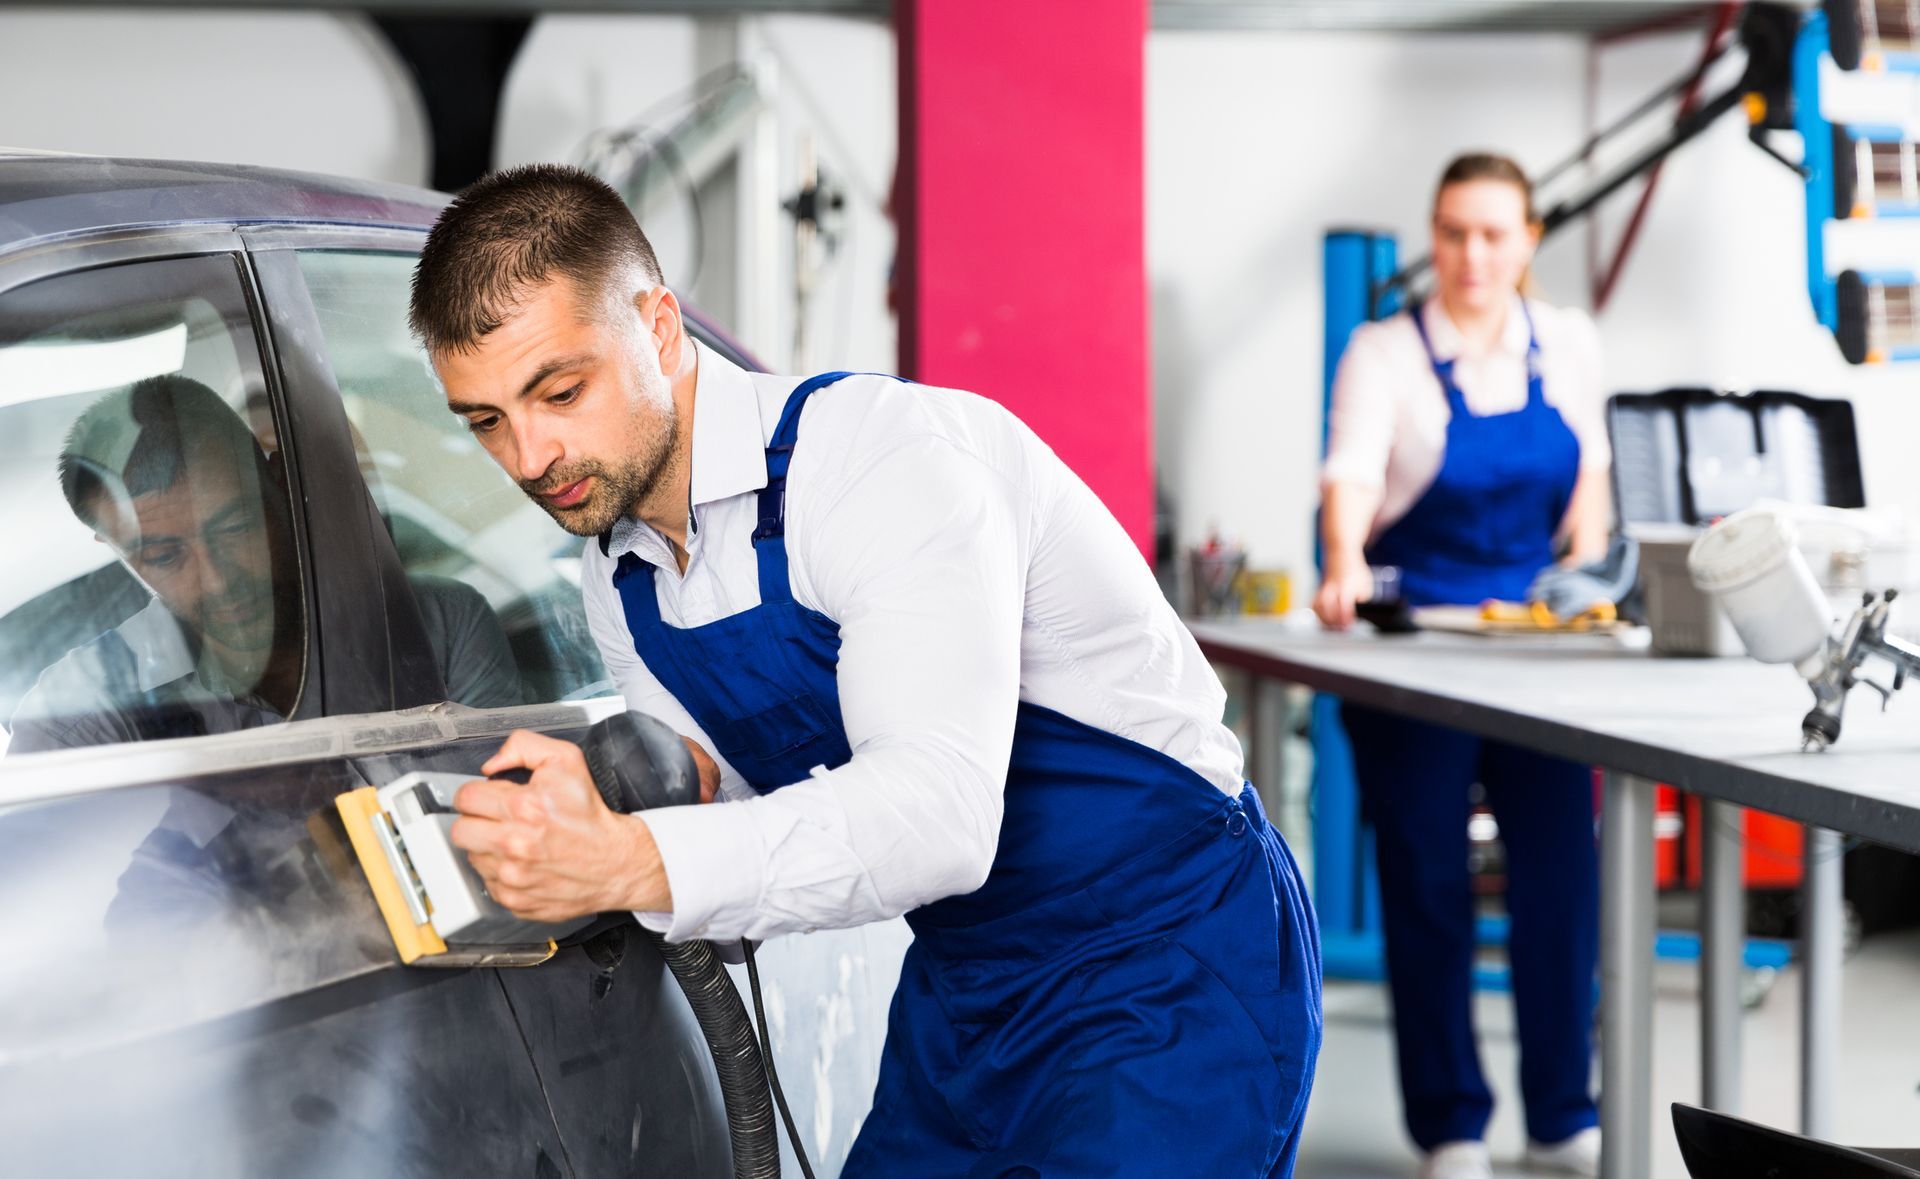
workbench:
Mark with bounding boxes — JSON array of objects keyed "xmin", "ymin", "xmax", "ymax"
[{"xmin": 1188, "ymin": 617, "xmax": 1920, "ymax": 1178}]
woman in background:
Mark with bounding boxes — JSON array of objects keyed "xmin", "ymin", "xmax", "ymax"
[{"xmin": 1312, "ymin": 153, "xmax": 1611, "ymax": 1179}]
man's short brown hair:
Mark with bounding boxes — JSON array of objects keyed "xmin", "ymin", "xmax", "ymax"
[{"xmin": 409, "ymin": 163, "xmax": 664, "ymax": 357}]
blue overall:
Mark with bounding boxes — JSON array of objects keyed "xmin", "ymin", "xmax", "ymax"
[
  {"xmin": 1342, "ymin": 305, "xmax": 1600, "ymax": 1150},
  {"xmin": 613, "ymin": 373, "xmax": 1322, "ymax": 1177}
]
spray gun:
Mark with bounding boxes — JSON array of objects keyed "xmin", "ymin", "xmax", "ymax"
[
  {"xmin": 1689, "ymin": 507, "xmax": 1920, "ymax": 750},
  {"xmin": 1797, "ymin": 589, "xmax": 1920, "ymax": 750}
]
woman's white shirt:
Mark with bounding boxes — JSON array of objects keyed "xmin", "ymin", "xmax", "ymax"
[{"xmin": 1321, "ymin": 294, "xmax": 1610, "ymax": 543}]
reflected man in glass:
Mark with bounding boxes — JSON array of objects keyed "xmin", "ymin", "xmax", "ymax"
[{"xmin": 10, "ymin": 376, "xmax": 301, "ymax": 752}]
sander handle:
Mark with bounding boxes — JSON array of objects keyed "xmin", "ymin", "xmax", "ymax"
[{"xmin": 582, "ymin": 710, "xmax": 702, "ymax": 815}]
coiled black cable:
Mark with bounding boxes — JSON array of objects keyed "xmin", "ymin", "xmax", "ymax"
[{"xmin": 746, "ymin": 939, "xmax": 816, "ymax": 1179}]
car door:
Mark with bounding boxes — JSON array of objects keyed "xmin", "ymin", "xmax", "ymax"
[
  {"xmin": 0, "ymin": 232, "xmax": 573, "ymax": 1176},
  {"xmin": 247, "ymin": 232, "xmax": 738, "ymax": 1175},
  {"xmin": 258, "ymin": 235, "xmax": 911, "ymax": 1177}
]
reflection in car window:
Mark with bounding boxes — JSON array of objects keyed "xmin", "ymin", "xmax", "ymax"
[
  {"xmin": 297, "ymin": 250, "xmax": 616, "ymax": 706},
  {"xmin": 0, "ymin": 257, "xmax": 304, "ymax": 758}
]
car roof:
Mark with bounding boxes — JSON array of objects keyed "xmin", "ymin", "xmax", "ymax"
[{"xmin": 0, "ymin": 152, "xmax": 446, "ymax": 249}]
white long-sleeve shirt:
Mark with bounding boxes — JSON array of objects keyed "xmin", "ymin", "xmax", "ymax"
[
  {"xmin": 1323, "ymin": 294, "xmax": 1611, "ymax": 543},
  {"xmin": 581, "ymin": 342, "xmax": 1243, "ymax": 944}
]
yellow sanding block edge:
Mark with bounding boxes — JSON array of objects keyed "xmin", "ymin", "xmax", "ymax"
[{"xmin": 336, "ymin": 786, "xmax": 448, "ymax": 964}]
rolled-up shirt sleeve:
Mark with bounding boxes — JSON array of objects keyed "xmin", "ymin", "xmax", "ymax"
[
  {"xmin": 1321, "ymin": 324, "xmax": 1398, "ymax": 490},
  {"xmin": 610, "ymin": 429, "xmax": 1027, "ymax": 943},
  {"xmin": 1555, "ymin": 307, "xmax": 1612, "ymax": 471}
]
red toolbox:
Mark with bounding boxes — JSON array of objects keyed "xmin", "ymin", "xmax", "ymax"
[{"xmin": 1653, "ymin": 784, "xmax": 1804, "ymax": 890}]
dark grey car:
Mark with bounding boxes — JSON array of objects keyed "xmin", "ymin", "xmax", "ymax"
[{"xmin": 0, "ymin": 152, "xmax": 904, "ymax": 1177}]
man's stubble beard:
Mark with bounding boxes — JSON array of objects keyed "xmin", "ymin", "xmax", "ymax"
[{"xmin": 523, "ymin": 392, "xmax": 680, "ymax": 538}]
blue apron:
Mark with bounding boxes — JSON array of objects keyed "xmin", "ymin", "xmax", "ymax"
[
  {"xmin": 612, "ymin": 373, "xmax": 1322, "ymax": 1177},
  {"xmin": 1366, "ymin": 301, "xmax": 1579, "ymax": 607},
  {"xmin": 1343, "ymin": 304, "xmax": 1599, "ymax": 1150}
]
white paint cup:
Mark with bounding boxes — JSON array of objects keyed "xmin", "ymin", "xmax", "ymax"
[{"xmin": 1688, "ymin": 507, "xmax": 1834, "ymax": 671}]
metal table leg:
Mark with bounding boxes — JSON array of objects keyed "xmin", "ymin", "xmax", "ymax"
[
  {"xmin": 1701, "ymin": 798, "xmax": 1744, "ymax": 1113},
  {"xmin": 1801, "ymin": 824, "xmax": 1843, "ymax": 1137},
  {"xmin": 1600, "ymin": 770, "xmax": 1655, "ymax": 1179},
  {"xmin": 1248, "ymin": 674, "xmax": 1286, "ymax": 809}
]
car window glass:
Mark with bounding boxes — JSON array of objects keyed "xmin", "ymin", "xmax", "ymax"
[
  {"xmin": 0, "ymin": 255, "xmax": 304, "ymax": 758},
  {"xmin": 296, "ymin": 250, "xmax": 615, "ymax": 707}
]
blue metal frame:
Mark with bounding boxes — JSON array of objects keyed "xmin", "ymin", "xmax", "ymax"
[
  {"xmin": 1797, "ymin": 11, "xmax": 1840, "ymax": 330},
  {"xmin": 1875, "ymin": 49, "xmax": 1920, "ymax": 74},
  {"xmin": 1316, "ymin": 231, "xmax": 1398, "ymax": 980},
  {"xmin": 1795, "ymin": 12, "xmax": 1920, "ymax": 352}
]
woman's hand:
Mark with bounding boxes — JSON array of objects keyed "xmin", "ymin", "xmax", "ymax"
[{"xmin": 1313, "ymin": 554, "xmax": 1375, "ymax": 630}]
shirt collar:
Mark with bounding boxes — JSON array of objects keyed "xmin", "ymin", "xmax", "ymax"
[
  {"xmin": 686, "ymin": 340, "xmax": 770, "ymax": 508},
  {"xmin": 604, "ymin": 339, "xmax": 768, "ymax": 557},
  {"xmin": 1422, "ymin": 292, "xmax": 1531, "ymax": 361}
]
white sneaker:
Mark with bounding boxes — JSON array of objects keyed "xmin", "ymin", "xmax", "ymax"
[
  {"xmin": 1420, "ymin": 1140, "xmax": 1493, "ymax": 1179},
  {"xmin": 1524, "ymin": 1126, "xmax": 1601, "ymax": 1176}
]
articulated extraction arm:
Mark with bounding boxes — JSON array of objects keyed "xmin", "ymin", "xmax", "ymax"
[{"xmin": 1374, "ymin": 2, "xmax": 1803, "ymax": 316}]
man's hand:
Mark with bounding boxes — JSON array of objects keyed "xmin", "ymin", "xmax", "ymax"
[
  {"xmin": 450, "ymin": 730, "xmax": 673, "ymax": 920},
  {"xmin": 685, "ymin": 737, "xmax": 720, "ymax": 803}
]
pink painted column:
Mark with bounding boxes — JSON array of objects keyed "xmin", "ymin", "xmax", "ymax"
[{"xmin": 895, "ymin": 0, "xmax": 1152, "ymax": 558}]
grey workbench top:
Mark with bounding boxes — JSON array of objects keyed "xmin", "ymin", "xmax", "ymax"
[{"xmin": 1187, "ymin": 617, "xmax": 1920, "ymax": 853}]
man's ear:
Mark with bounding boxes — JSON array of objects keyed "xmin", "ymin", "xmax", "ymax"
[{"xmin": 641, "ymin": 286, "xmax": 689, "ymax": 375}]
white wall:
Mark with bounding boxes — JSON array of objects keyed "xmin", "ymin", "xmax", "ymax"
[
  {"xmin": 0, "ymin": 8, "xmax": 429, "ymax": 185},
  {"xmin": 1148, "ymin": 31, "xmax": 1592, "ymax": 577},
  {"xmin": 1150, "ymin": 28, "xmax": 1920, "ymax": 584}
]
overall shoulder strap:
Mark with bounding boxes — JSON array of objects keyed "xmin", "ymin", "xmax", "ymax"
[
  {"xmin": 1410, "ymin": 301, "xmax": 1469, "ymax": 418},
  {"xmin": 754, "ymin": 371, "xmax": 860, "ymax": 604},
  {"xmin": 1516, "ymin": 298, "xmax": 1547, "ymax": 406}
]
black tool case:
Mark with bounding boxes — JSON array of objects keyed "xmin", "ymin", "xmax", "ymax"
[
  {"xmin": 1606, "ymin": 388, "xmax": 1865, "ymax": 657},
  {"xmin": 1606, "ymin": 387, "xmax": 1864, "ymax": 529}
]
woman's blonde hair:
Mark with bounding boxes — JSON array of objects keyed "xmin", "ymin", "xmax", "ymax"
[{"xmin": 1434, "ymin": 152, "xmax": 1537, "ymax": 225}]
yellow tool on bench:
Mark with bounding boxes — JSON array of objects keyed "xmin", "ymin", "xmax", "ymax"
[{"xmin": 1477, "ymin": 598, "xmax": 1620, "ymax": 633}]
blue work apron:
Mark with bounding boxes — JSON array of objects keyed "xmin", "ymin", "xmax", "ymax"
[
  {"xmin": 613, "ymin": 373, "xmax": 1322, "ymax": 1177},
  {"xmin": 1366, "ymin": 301, "xmax": 1579, "ymax": 607},
  {"xmin": 1344, "ymin": 304, "xmax": 1599, "ymax": 1150}
]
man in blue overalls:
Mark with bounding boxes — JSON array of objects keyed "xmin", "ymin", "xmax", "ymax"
[{"xmin": 416, "ymin": 165, "xmax": 1321, "ymax": 1175}]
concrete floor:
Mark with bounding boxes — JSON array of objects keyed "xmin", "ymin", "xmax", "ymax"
[{"xmin": 1297, "ymin": 928, "xmax": 1920, "ymax": 1178}]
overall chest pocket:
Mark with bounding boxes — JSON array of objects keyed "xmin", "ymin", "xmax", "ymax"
[{"xmin": 703, "ymin": 692, "xmax": 852, "ymax": 788}]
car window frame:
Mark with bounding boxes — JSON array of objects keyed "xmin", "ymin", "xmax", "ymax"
[
  {"xmin": 0, "ymin": 227, "xmax": 327, "ymax": 738},
  {"xmin": 243, "ymin": 229, "xmax": 446, "ymax": 715}
]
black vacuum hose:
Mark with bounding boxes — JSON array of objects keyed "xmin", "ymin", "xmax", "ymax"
[
  {"xmin": 582, "ymin": 711, "xmax": 785, "ymax": 1179},
  {"xmin": 652, "ymin": 934, "xmax": 782, "ymax": 1176}
]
